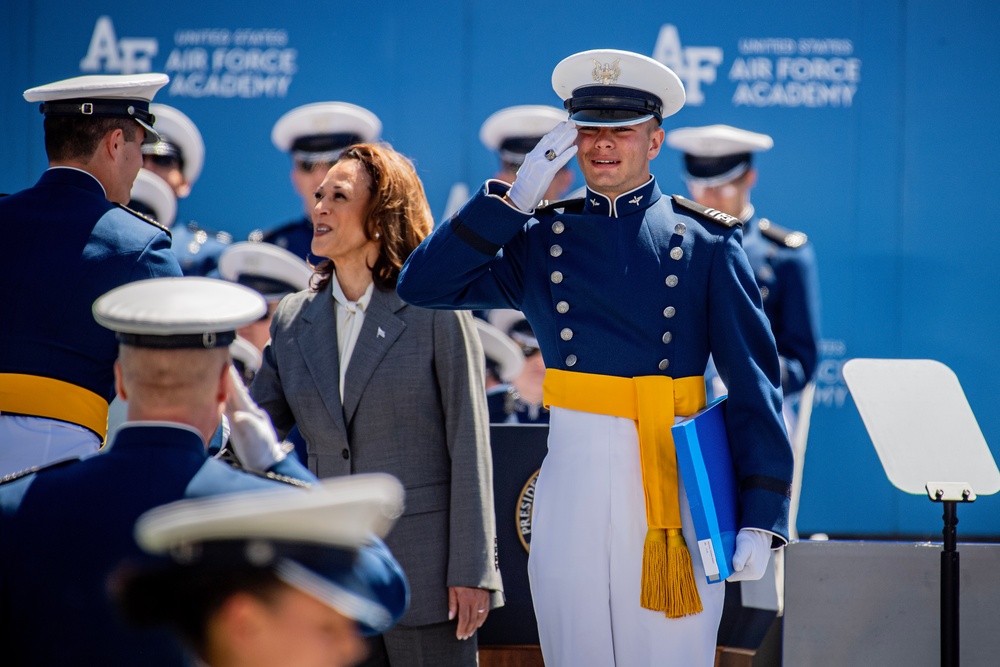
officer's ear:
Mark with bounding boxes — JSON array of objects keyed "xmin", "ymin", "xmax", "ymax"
[
  {"xmin": 647, "ymin": 123, "xmax": 665, "ymax": 161},
  {"xmin": 114, "ymin": 360, "xmax": 128, "ymax": 401}
]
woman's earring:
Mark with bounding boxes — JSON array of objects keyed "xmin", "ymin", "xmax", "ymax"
[{"xmin": 374, "ymin": 231, "xmax": 381, "ymax": 239}]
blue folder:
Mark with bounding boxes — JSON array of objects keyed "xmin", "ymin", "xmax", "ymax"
[{"xmin": 672, "ymin": 396, "xmax": 739, "ymax": 583}]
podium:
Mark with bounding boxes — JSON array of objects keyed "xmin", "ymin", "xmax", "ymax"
[
  {"xmin": 478, "ymin": 424, "xmax": 548, "ymax": 666},
  {"xmin": 843, "ymin": 359, "xmax": 1000, "ymax": 667}
]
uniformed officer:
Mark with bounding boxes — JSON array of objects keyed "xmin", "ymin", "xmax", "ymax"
[
  {"xmin": 0, "ymin": 73, "xmax": 182, "ymax": 477},
  {"xmin": 472, "ymin": 317, "xmax": 526, "ymax": 421},
  {"xmin": 0, "ymin": 277, "xmax": 318, "ymax": 667},
  {"xmin": 129, "ymin": 167, "xmax": 178, "ymax": 228},
  {"xmin": 487, "ymin": 310, "xmax": 550, "ymax": 424},
  {"xmin": 398, "ymin": 49, "xmax": 793, "ymax": 666},
  {"xmin": 253, "ymin": 102, "xmax": 382, "ymax": 262},
  {"xmin": 117, "ymin": 474, "xmax": 410, "ymax": 667},
  {"xmin": 480, "ymin": 104, "xmax": 575, "ymax": 201},
  {"xmin": 665, "ymin": 124, "xmax": 821, "ymax": 402},
  {"xmin": 142, "ymin": 103, "xmax": 234, "ymax": 276}
]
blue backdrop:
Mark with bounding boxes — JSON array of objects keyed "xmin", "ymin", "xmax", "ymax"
[{"xmin": 3, "ymin": 1, "xmax": 999, "ymax": 537}]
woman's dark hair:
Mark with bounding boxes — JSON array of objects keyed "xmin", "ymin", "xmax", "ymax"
[
  {"xmin": 311, "ymin": 142, "xmax": 434, "ymax": 292},
  {"xmin": 113, "ymin": 562, "xmax": 286, "ymax": 658}
]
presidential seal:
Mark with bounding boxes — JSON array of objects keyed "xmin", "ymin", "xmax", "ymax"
[{"xmin": 517, "ymin": 469, "xmax": 540, "ymax": 552}]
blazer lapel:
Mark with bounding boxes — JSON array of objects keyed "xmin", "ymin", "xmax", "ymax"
[
  {"xmin": 297, "ymin": 291, "xmax": 349, "ymax": 436},
  {"xmin": 342, "ymin": 287, "xmax": 406, "ymax": 426}
]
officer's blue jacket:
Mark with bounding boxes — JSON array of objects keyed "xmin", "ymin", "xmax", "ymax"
[
  {"xmin": 0, "ymin": 422, "xmax": 316, "ymax": 667},
  {"xmin": 741, "ymin": 214, "xmax": 821, "ymax": 395},
  {"xmin": 260, "ymin": 215, "xmax": 317, "ymax": 264},
  {"xmin": 398, "ymin": 177, "xmax": 793, "ymax": 542},
  {"xmin": 170, "ymin": 221, "xmax": 232, "ymax": 277},
  {"xmin": 0, "ymin": 168, "xmax": 182, "ymax": 404}
]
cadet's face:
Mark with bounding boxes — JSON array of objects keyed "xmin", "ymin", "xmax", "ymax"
[
  {"xmin": 575, "ymin": 120, "xmax": 664, "ymax": 200},
  {"xmin": 244, "ymin": 586, "xmax": 367, "ymax": 667},
  {"xmin": 143, "ymin": 155, "xmax": 190, "ymax": 198},
  {"xmin": 311, "ymin": 160, "xmax": 375, "ymax": 264},
  {"xmin": 686, "ymin": 170, "xmax": 754, "ymax": 219},
  {"xmin": 112, "ymin": 128, "xmax": 147, "ymax": 204},
  {"xmin": 292, "ymin": 159, "xmax": 335, "ymax": 217}
]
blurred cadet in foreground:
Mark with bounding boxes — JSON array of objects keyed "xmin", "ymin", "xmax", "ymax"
[
  {"xmin": 0, "ymin": 73, "xmax": 181, "ymax": 477},
  {"xmin": 253, "ymin": 102, "xmax": 382, "ymax": 263},
  {"xmin": 116, "ymin": 473, "xmax": 409, "ymax": 667},
  {"xmin": 0, "ymin": 277, "xmax": 316, "ymax": 667}
]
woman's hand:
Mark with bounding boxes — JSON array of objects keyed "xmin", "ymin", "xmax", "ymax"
[{"xmin": 448, "ymin": 585, "xmax": 490, "ymax": 640}]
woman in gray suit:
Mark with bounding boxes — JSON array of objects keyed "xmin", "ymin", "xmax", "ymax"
[{"xmin": 250, "ymin": 143, "xmax": 502, "ymax": 666}]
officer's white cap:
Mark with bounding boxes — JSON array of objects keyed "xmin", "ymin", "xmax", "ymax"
[
  {"xmin": 666, "ymin": 124, "xmax": 773, "ymax": 185},
  {"xmin": 488, "ymin": 309, "xmax": 538, "ymax": 350},
  {"xmin": 271, "ymin": 102, "xmax": 382, "ymax": 162},
  {"xmin": 219, "ymin": 242, "xmax": 313, "ymax": 300},
  {"xmin": 129, "ymin": 169, "xmax": 177, "ymax": 228},
  {"xmin": 474, "ymin": 318, "xmax": 525, "ymax": 383},
  {"xmin": 135, "ymin": 473, "xmax": 408, "ymax": 633},
  {"xmin": 93, "ymin": 277, "xmax": 267, "ymax": 349},
  {"xmin": 552, "ymin": 49, "xmax": 685, "ymax": 127},
  {"xmin": 230, "ymin": 335, "xmax": 263, "ymax": 374},
  {"xmin": 24, "ymin": 73, "xmax": 169, "ymax": 143},
  {"xmin": 480, "ymin": 105, "xmax": 568, "ymax": 164},
  {"xmin": 143, "ymin": 104, "xmax": 205, "ymax": 186}
]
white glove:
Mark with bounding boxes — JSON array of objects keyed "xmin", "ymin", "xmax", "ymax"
[
  {"xmin": 225, "ymin": 365, "xmax": 286, "ymax": 472},
  {"xmin": 506, "ymin": 120, "xmax": 578, "ymax": 213},
  {"xmin": 727, "ymin": 528, "xmax": 773, "ymax": 581}
]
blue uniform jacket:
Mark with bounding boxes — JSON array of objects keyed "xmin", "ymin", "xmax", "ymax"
[
  {"xmin": 397, "ymin": 177, "xmax": 793, "ymax": 542},
  {"xmin": 170, "ymin": 221, "xmax": 232, "ymax": 277},
  {"xmin": 260, "ymin": 215, "xmax": 318, "ymax": 264},
  {"xmin": 0, "ymin": 422, "xmax": 316, "ymax": 667},
  {"xmin": 0, "ymin": 168, "xmax": 182, "ymax": 403},
  {"xmin": 741, "ymin": 214, "xmax": 821, "ymax": 395}
]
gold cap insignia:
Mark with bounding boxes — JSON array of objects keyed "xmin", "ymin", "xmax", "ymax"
[{"xmin": 591, "ymin": 58, "xmax": 621, "ymax": 85}]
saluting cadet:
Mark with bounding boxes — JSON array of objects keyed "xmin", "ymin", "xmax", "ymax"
[
  {"xmin": 480, "ymin": 104, "xmax": 575, "ymax": 200},
  {"xmin": 116, "ymin": 473, "xmax": 409, "ymax": 667},
  {"xmin": 143, "ymin": 103, "xmax": 233, "ymax": 276},
  {"xmin": 397, "ymin": 49, "xmax": 793, "ymax": 666},
  {"xmin": 252, "ymin": 102, "xmax": 382, "ymax": 263},
  {"xmin": 0, "ymin": 74, "xmax": 182, "ymax": 477},
  {"xmin": 0, "ymin": 277, "xmax": 318, "ymax": 667}
]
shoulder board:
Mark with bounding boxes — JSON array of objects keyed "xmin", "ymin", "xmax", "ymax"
[
  {"xmin": 256, "ymin": 469, "xmax": 313, "ymax": 488},
  {"xmin": 758, "ymin": 218, "xmax": 808, "ymax": 248},
  {"xmin": 115, "ymin": 203, "xmax": 172, "ymax": 237},
  {"xmin": 537, "ymin": 197, "xmax": 585, "ymax": 215},
  {"xmin": 0, "ymin": 457, "xmax": 80, "ymax": 486},
  {"xmin": 671, "ymin": 195, "xmax": 742, "ymax": 228}
]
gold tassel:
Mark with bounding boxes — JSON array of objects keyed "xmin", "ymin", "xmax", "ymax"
[{"xmin": 640, "ymin": 529, "xmax": 704, "ymax": 618}]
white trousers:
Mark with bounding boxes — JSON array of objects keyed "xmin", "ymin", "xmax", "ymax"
[
  {"xmin": 0, "ymin": 415, "xmax": 100, "ymax": 477},
  {"xmin": 528, "ymin": 407, "xmax": 725, "ymax": 667}
]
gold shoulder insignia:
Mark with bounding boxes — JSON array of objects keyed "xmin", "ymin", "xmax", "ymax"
[
  {"xmin": 115, "ymin": 203, "xmax": 172, "ymax": 237},
  {"xmin": 0, "ymin": 457, "xmax": 80, "ymax": 485},
  {"xmin": 759, "ymin": 218, "xmax": 808, "ymax": 248},
  {"xmin": 671, "ymin": 195, "xmax": 742, "ymax": 228}
]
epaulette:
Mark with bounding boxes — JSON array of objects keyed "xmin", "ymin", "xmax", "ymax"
[
  {"xmin": 0, "ymin": 457, "xmax": 80, "ymax": 486},
  {"xmin": 216, "ymin": 447, "xmax": 313, "ymax": 488},
  {"xmin": 671, "ymin": 195, "xmax": 742, "ymax": 228},
  {"xmin": 758, "ymin": 218, "xmax": 808, "ymax": 248},
  {"xmin": 536, "ymin": 197, "xmax": 585, "ymax": 215},
  {"xmin": 116, "ymin": 203, "xmax": 172, "ymax": 237}
]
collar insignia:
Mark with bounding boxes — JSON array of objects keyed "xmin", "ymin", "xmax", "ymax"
[
  {"xmin": 628, "ymin": 195, "xmax": 643, "ymax": 206},
  {"xmin": 590, "ymin": 198, "xmax": 599, "ymax": 207},
  {"xmin": 591, "ymin": 59, "xmax": 621, "ymax": 85}
]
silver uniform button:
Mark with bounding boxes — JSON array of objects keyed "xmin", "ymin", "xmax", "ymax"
[
  {"xmin": 665, "ymin": 275, "xmax": 678, "ymax": 287},
  {"xmin": 669, "ymin": 247, "xmax": 683, "ymax": 260},
  {"xmin": 760, "ymin": 286, "xmax": 770, "ymax": 300},
  {"xmin": 658, "ymin": 359, "xmax": 670, "ymax": 371},
  {"xmin": 662, "ymin": 332, "xmax": 672, "ymax": 344},
  {"xmin": 551, "ymin": 271, "xmax": 563, "ymax": 284},
  {"xmin": 565, "ymin": 354, "xmax": 578, "ymax": 367},
  {"xmin": 552, "ymin": 221, "xmax": 565, "ymax": 234},
  {"xmin": 663, "ymin": 306, "xmax": 676, "ymax": 318},
  {"xmin": 560, "ymin": 328, "xmax": 574, "ymax": 341},
  {"xmin": 550, "ymin": 244, "xmax": 563, "ymax": 257},
  {"xmin": 674, "ymin": 222, "xmax": 687, "ymax": 235},
  {"xmin": 556, "ymin": 300, "xmax": 570, "ymax": 314}
]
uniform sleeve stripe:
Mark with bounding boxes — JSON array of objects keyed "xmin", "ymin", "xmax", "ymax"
[
  {"xmin": 740, "ymin": 474, "xmax": 792, "ymax": 498},
  {"xmin": 449, "ymin": 216, "xmax": 501, "ymax": 255}
]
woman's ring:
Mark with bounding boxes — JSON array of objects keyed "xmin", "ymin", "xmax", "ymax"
[
  {"xmin": 477, "ymin": 609, "xmax": 486, "ymax": 613},
  {"xmin": 544, "ymin": 149, "xmax": 557, "ymax": 161}
]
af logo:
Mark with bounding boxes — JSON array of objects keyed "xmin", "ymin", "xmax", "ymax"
[
  {"xmin": 516, "ymin": 470, "xmax": 540, "ymax": 552},
  {"xmin": 652, "ymin": 24, "xmax": 723, "ymax": 106},
  {"xmin": 79, "ymin": 16, "xmax": 158, "ymax": 75}
]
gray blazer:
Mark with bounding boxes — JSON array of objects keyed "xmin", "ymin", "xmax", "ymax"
[{"xmin": 250, "ymin": 286, "xmax": 503, "ymax": 625}]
